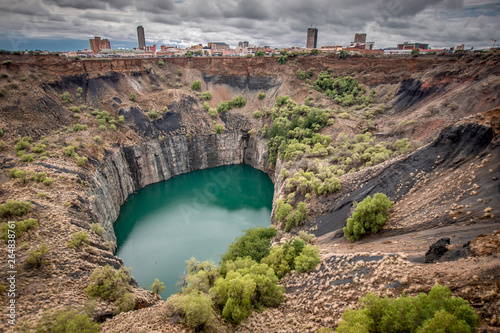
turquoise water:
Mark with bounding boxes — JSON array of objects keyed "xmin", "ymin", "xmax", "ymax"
[{"xmin": 114, "ymin": 165, "xmax": 274, "ymax": 299}]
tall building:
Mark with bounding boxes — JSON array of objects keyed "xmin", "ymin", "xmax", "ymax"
[
  {"xmin": 208, "ymin": 42, "xmax": 230, "ymax": 50},
  {"xmin": 137, "ymin": 26, "xmax": 146, "ymax": 50},
  {"xmin": 89, "ymin": 36, "xmax": 111, "ymax": 53},
  {"xmin": 306, "ymin": 28, "xmax": 318, "ymax": 49},
  {"xmin": 354, "ymin": 33, "xmax": 367, "ymax": 43},
  {"xmin": 238, "ymin": 41, "xmax": 249, "ymax": 48}
]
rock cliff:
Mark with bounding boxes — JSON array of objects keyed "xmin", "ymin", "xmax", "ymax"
[{"xmin": 88, "ymin": 133, "xmax": 272, "ymax": 243}]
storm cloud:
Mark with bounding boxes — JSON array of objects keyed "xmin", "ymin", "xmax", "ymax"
[{"xmin": 0, "ymin": 0, "xmax": 498, "ymax": 50}]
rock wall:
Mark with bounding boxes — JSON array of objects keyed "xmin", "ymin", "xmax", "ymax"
[{"xmin": 88, "ymin": 132, "xmax": 273, "ymax": 243}]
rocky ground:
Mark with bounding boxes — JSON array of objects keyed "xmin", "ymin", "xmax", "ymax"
[{"xmin": 0, "ymin": 53, "xmax": 499, "ymax": 332}]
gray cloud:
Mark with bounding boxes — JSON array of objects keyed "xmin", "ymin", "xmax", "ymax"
[{"xmin": 0, "ymin": 0, "xmax": 498, "ymax": 50}]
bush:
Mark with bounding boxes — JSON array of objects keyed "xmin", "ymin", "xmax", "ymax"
[
  {"xmin": 15, "ymin": 138, "xmax": 30, "ymax": 152},
  {"xmin": 294, "ymin": 244, "xmax": 320, "ymax": 273},
  {"xmin": 190, "ymin": 80, "xmax": 201, "ymax": 91},
  {"xmin": 86, "ymin": 265, "xmax": 135, "ymax": 314},
  {"xmin": 253, "ymin": 111, "xmax": 262, "ymax": 118},
  {"xmin": 337, "ymin": 285, "xmax": 479, "ymax": 333},
  {"xmin": 90, "ymin": 223, "xmax": 104, "ymax": 237},
  {"xmin": 258, "ymin": 92, "xmax": 265, "ymax": 100},
  {"xmin": 73, "ymin": 124, "xmax": 87, "ymax": 132},
  {"xmin": 232, "ymin": 94, "xmax": 246, "ymax": 108},
  {"xmin": 215, "ymin": 124, "xmax": 224, "ymax": 134},
  {"xmin": 25, "ymin": 243, "xmax": 50, "ymax": 268},
  {"xmin": 60, "ymin": 92, "xmax": 72, "ymax": 103},
  {"xmin": 208, "ymin": 108, "xmax": 218, "ymax": 118},
  {"xmin": 221, "ymin": 226, "xmax": 277, "ymax": 263},
  {"xmin": 201, "ymin": 91, "xmax": 212, "ymax": 100},
  {"xmin": 217, "ymin": 101, "xmax": 232, "ymax": 113},
  {"xmin": 109, "ymin": 124, "xmax": 116, "ymax": 131},
  {"xmin": 10, "ymin": 169, "xmax": 27, "ymax": 183},
  {"xmin": 148, "ymin": 110, "xmax": 159, "ymax": 119},
  {"xmin": 129, "ymin": 92, "xmax": 136, "ymax": 101},
  {"xmin": 0, "ymin": 218, "xmax": 37, "ymax": 242},
  {"xmin": 32, "ymin": 307, "xmax": 100, "ymax": 333},
  {"xmin": 157, "ymin": 58, "xmax": 165, "ymax": 68},
  {"xmin": 67, "ymin": 231, "xmax": 89, "ymax": 248},
  {"xmin": 0, "ymin": 200, "xmax": 31, "ymax": 217},
  {"xmin": 31, "ymin": 143, "xmax": 46, "ymax": 153},
  {"xmin": 278, "ymin": 54, "xmax": 288, "ymax": 64},
  {"xmin": 99, "ymin": 125, "xmax": 107, "ymax": 131},
  {"xmin": 343, "ymin": 193, "xmax": 394, "ymax": 242},
  {"xmin": 261, "ymin": 238, "xmax": 306, "ymax": 278},
  {"xmin": 62, "ymin": 145, "xmax": 77, "ymax": 157},
  {"xmin": 118, "ymin": 115, "xmax": 125, "ymax": 123},
  {"xmin": 70, "ymin": 106, "xmax": 80, "ymax": 113},
  {"xmin": 177, "ymin": 69, "xmax": 182, "ymax": 76},
  {"xmin": 203, "ymin": 101, "xmax": 210, "ymax": 111},
  {"xmin": 20, "ymin": 154, "xmax": 34, "ymax": 162},
  {"xmin": 93, "ymin": 136, "xmax": 102, "ymax": 143},
  {"xmin": 165, "ymin": 291, "xmax": 215, "ymax": 330}
]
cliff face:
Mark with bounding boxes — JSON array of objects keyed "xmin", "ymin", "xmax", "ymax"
[{"xmin": 88, "ymin": 132, "xmax": 273, "ymax": 243}]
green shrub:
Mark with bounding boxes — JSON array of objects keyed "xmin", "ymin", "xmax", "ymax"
[
  {"xmin": 67, "ymin": 231, "xmax": 89, "ymax": 248},
  {"xmin": 221, "ymin": 226, "xmax": 277, "ymax": 263},
  {"xmin": 32, "ymin": 307, "xmax": 100, "ymax": 333},
  {"xmin": 118, "ymin": 115, "xmax": 125, "ymax": 123},
  {"xmin": 25, "ymin": 243, "xmax": 50, "ymax": 268},
  {"xmin": 62, "ymin": 145, "xmax": 77, "ymax": 157},
  {"xmin": 261, "ymin": 238, "xmax": 306, "ymax": 278},
  {"xmin": 93, "ymin": 136, "xmax": 102, "ymax": 143},
  {"xmin": 37, "ymin": 192, "xmax": 47, "ymax": 199},
  {"xmin": 70, "ymin": 106, "xmax": 80, "ymax": 113},
  {"xmin": 15, "ymin": 139, "xmax": 30, "ymax": 152},
  {"xmin": 99, "ymin": 125, "xmax": 107, "ymax": 131},
  {"xmin": 0, "ymin": 140, "xmax": 5, "ymax": 151},
  {"xmin": 42, "ymin": 177, "xmax": 54, "ymax": 186},
  {"xmin": 0, "ymin": 89, "xmax": 5, "ymax": 97},
  {"xmin": 60, "ymin": 92, "xmax": 72, "ymax": 103},
  {"xmin": 208, "ymin": 108, "xmax": 218, "ymax": 118},
  {"xmin": 203, "ymin": 101, "xmax": 210, "ymax": 111},
  {"xmin": 0, "ymin": 218, "xmax": 37, "ymax": 242},
  {"xmin": 165, "ymin": 291, "xmax": 215, "ymax": 330},
  {"xmin": 294, "ymin": 244, "xmax": 320, "ymax": 273},
  {"xmin": 129, "ymin": 92, "xmax": 136, "ymax": 101},
  {"xmin": 86, "ymin": 265, "xmax": 135, "ymax": 314},
  {"xmin": 76, "ymin": 155, "xmax": 88, "ymax": 167},
  {"xmin": 157, "ymin": 58, "xmax": 165, "ymax": 68},
  {"xmin": 9, "ymin": 169, "xmax": 27, "ymax": 183},
  {"xmin": 0, "ymin": 128, "xmax": 3, "ymax": 136},
  {"xmin": 201, "ymin": 91, "xmax": 212, "ymax": 100},
  {"xmin": 232, "ymin": 94, "xmax": 246, "ymax": 108},
  {"xmin": 297, "ymin": 230, "xmax": 315, "ymax": 243},
  {"xmin": 148, "ymin": 110, "xmax": 159, "ymax": 119},
  {"xmin": 109, "ymin": 124, "xmax": 116, "ymax": 131},
  {"xmin": 0, "ymin": 200, "xmax": 31, "ymax": 217},
  {"xmin": 31, "ymin": 143, "xmax": 46, "ymax": 154},
  {"xmin": 177, "ymin": 69, "xmax": 182, "ymax": 76},
  {"xmin": 215, "ymin": 124, "xmax": 224, "ymax": 134},
  {"xmin": 337, "ymin": 285, "xmax": 479, "ymax": 333},
  {"xmin": 90, "ymin": 223, "xmax": 104, "ymax": 237},
  {"xmin": 73, "ymin": 124, "xmax": 87, "ymax": 132},
  {"xmin": 20, "ymin": 153, "xmax": 34, "ymax": 162},
  {"xmin": 343, "ymin": 193, "xmax": 394, "ymax": 242},
  {"xmin": 253, "ymin": 111, "xmax": 262, "ymax": 118},
  {"xmin": 258, "ymin": 92, "xmax": 265, "ymax": 100},
  {"xmin": 217, "ymin": 101, "xmax": 232, "ymax": 113},
  {"xmin": 190, "ymin": 80, "xmax": 201, "ymax": 91},
  {"xmin": 448, "ymin": 102, "xmax": 459, "ymax": 110},
  {"xmin": 278, "ymin": 54, "xmax": 288, "ymax": 64}
]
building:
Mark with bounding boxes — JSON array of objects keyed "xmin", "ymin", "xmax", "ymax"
[
  {"xmin": 190, "ymin": 44, "xmax": 204, "ymax": 50},
  {"xmin": 349, "ymin": 33, "xmax": 374, "ymax": 50},
  {"xmin": 354, "ymin": 33, "xmax": 367, "ymax": 43},
  {"xmin": 89, "ymin": 37, "xmax": 111, "ymax": 53},
  {"xmin": 320, "ymin": 45, "xmax": 343, "ymax": 53},
  {"xmin": 137, "ymin": 26, "xmax": 146, "ymax": 50},
  {"xmin": 306, "ymin": 28, "xmax": 318, "ymax": 49},
  {"xmin": 238, "ymin": 41, "xmax": 249, "ymax": 48},
  {"xmin": 397, "ymin": 42, "xmax": 429, "ymax": 50},
  {"xmin": 208, "ymin": 42, "xmax": 230, "ymax": 50}
]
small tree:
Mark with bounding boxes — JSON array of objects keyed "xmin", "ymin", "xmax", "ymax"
[
  {"xmin": 232, "ymin": 94, "xmax": 246, "ymax": 108},
  {"xmin": 411, "ymin": 48, "xmax": 420, "ymax": 56},
  {"xmin": 258, "ymin": 92, "xmax": 265, "ymax": 100},
  {"xmin": 151, "ymin": 278, "xmax": 166, "ymax": 295},
  {"xmin": 157, "ymin": 58, "xmax": 165, "ymax": 68},
  {"xmin": 129, "ymin": 92, "xmax": 137, "ymax": 101},
  {"xmin": 338, "ymin": 50, "xmax": 348, "ymax": 59},
  {"xmin": 215, "ymin": 124, "xmax": 224, "ymax": 134},
  {"xmin": 343, "ymin": 193, "xmax": 394, "ymax": 242},
  {"xmin": 190, "ymin": 80, "xmax": 201, "ymax": 91}
]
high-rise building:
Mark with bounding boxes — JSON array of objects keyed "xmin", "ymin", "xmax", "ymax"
[
  {"xmin": 354, "ymin": 33, "xmax": 367, "ymax": 43},
  {"xmin": 89, "ymin": 36, "xmax": 111, "ymax": 53},
  {"xmin": 137, "ymin": 26, "xmax": 146, "ymax": 50},
  {"xmin": 238, "ymin": 41, "xmax": 249, "ymax": 48},
  {"xmin": 307, "ymin": 28, "xmax": 318, "ymax": 49}
]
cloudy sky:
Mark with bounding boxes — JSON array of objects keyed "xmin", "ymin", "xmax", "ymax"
[{"xmin": 0, "ymin": 0, "xmax": 498, "ymax": 51}]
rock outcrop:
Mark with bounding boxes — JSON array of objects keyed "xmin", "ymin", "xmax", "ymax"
[{"xmin": 88, "ymin": 132, "xmax": 272, "ymax": 243}]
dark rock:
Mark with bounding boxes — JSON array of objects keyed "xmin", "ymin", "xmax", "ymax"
[{"xmin": 425, "ymin": 237, "xmax": 450, "ymax": 263}]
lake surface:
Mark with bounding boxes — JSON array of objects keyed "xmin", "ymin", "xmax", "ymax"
[{"xmin": 114, "ymin": 164, "xmax": 274, "ymax": 299}]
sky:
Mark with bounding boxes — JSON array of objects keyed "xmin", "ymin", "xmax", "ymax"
[{"xmin": 0, "ymin": 0, "xmax": 498, "ymax": 52}]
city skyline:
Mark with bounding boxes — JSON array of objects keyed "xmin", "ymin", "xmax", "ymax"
[{"xmin": 0, "ymin": 0, "xmax": 498, "ymax": 52}]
